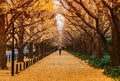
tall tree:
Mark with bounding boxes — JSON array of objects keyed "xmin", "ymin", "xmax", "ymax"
[
  {"xmin": 0, "ymin": 0, "xmax": 7, "ymax": 69},
  {"xmin": 102, "ymin": 0, "xmax": 120, "ymax": 66}
]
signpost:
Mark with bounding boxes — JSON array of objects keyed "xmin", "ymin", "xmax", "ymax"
[{"xmin": 11, "ymin": 23, "xmax": 15, "ymax": 76}]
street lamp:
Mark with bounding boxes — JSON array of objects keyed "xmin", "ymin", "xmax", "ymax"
[{"xmin": 11, "ymin": 23, "xmax": 15, "ymax": 76}]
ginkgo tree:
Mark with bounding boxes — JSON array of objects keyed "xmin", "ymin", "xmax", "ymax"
[
  {"xmin": 61, "ymin": 0, "xmax": 120, "ymax": 66},
  {"xmin": 0, "ymin": 0, "xmax": 39, "ymax": 69},
  {"xmin": 13, "ymin": 0, "xmax": 54, "ymax": 62},
  {"xmin": 0, "ymin": 0, "xmax": 55, "ymax": 69}
]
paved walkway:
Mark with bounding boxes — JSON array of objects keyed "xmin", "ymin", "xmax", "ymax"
[{"xmin": 0, "ymin": 51, "xmax": 114, "ymax": 81}]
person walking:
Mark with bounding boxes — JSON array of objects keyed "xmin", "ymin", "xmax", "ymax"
[{"xmin": 58, "ymin": 46, "xmax": 62, "ymax": 55}]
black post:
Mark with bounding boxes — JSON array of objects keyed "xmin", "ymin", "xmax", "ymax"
[
  {"xmin": 11, "ymin": 23, "xmax": 15, "ymax": 76},
  {"xmin": 20, "ymin": 63, "xmax": 22, "ymax": 71},
  {"xmin": 23, "ymin": 62, "xmax": 26, "ymax": 70},
  {"xmin": 26, "ymin": 61, "xmax": 28, "ymax": 68},
  {"xmin": 16, "ymin": 64, "xmax": 18, "ymax": 74}
]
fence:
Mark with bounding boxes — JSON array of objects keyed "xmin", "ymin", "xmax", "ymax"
[{"xmin": 12, "ymin": 51, "xmax": 54, "ymax": 75}]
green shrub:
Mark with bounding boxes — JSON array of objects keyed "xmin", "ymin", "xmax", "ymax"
[
  {"xmin": 70, "ymin": 52, "xmax": 89, "ymax": 60},
  {"xmin": 89, "ymin": 58, "xmax": 103, "ymax": 68},
  {"xmin": 79, "ymin": 54, "xmax": 89, "ymax": 60},
  {"xmin": 70, "ymin": 51, "xmax": 120, "ymax": 79},
  {"xmin": 89, "ymin": 54, "xmax": 110, "ymax": 68},
  {"xmin": 105, "ymin": 67, "xmax": 120, "ymax": 78},
  {"xmin": 71, "ymin": 51, "xmax": 110, "ymax": 68}
]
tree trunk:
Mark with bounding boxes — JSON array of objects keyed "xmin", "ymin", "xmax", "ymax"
[
  {"xmin": 101, "ymin": 0, "xmax": 120, "ymax": 67},
  {"xmin": 0, "ymin": 7, "xmax": 7, "ymax": 69},
  {"xmin": 95, "ymin": 35, "xmax": 103, "ymax": 59},
  {"xmin": 87, "ymin": 40, "xmax": 93, "ymax": 56},
  {"xmin": 17, "ymin": 48, "xmax": 24, "ymax": 62},
  {"xmin": 17, "ymin": 28, "xmax": 24, "ymax": 62},
  {"xmin": 82, "ymin": 41, "xmax": 87, "ymax": 54},
  {"xmin": 35, "ymin": 44, "xmax": 39, "ymax": 56},
  {"xmin": 17, "ymin": 21, "xmax": 24, "ymax": 62},
  {"xmin": 29, "ymin": 42, "xmax": 33, "ymax": 58},
  {"xmin": 38, "ymin": 45, "xmax": 40, "ymax": 56},
  {"xmin": 39, "ymin": 43, "xmax": 42, "ymax": 55},
  {"xmin": 0, "ymin": 35, "xmax": 7, "ymax": 69},
  {"xmin": 110, "ymin": 10, "xmax": 120, "ymax": 66}
]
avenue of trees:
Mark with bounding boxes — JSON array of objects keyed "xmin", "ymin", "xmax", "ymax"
[
  {"xmin": 0, "ymin": 0, "xmax": 120, "ymax": 70},
  {"xmin": 61, "ymin": 0, "xmax": 120, "ymax": 67},
  {"xmin": 0, "ymin": 0, "xmax": 58, "ymax": 69}
]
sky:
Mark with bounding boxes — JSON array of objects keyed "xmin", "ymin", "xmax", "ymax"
[
  {"xmin": 53, "ymin": 0, "xmax": 64, "ymax": 32},
  {"xmin": 56, "ymin": 14, "xmax": 64, "ymax": 31}
]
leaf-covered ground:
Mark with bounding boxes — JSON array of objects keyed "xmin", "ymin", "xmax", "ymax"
[{"xmin": 0, "ymin": 51, "xmax": 114, "ymax": 81}]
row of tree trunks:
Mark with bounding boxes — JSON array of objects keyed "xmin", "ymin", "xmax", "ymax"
[
  {"xmin": 63, "ymin": 0, "xmax": 120, "ymax": 67},
  {"xmin": 65, "ymin": 30, "xmax": 104, "ymax": 59}
]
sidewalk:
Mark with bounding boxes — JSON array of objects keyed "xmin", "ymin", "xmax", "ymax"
[{"xmin": 0, "ymin": 51, "xmax": 113, "ymax": 81}]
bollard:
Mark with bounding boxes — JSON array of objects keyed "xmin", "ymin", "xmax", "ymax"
[
  {"xmin": 28, "ymin": 61, "xmax": 30, "ymax": 67},
  {"xmin": 30, "ymin": 60, "xmax": 32, "ymax": 66},
  {"xmin": 29, "ymin": 60, "xmax": 30, "ymax": 66},
  {"xmin": 26, "ymin": 61, "xmax": 29, "ymax": 68},
  {"xmin": 26, "ymin": 61, "xmax": 28, "ymax": 68},
  {"xmin": 16, "ymin": 64, "xmax": 18, "ymax": 74},
  {"xmin": 33, "ymin": 58, "xmax": 34, "ymax": 64},
  {"xmin": 23, "ymin": 62, "xmax": 26, "ymax": 70},
  {"xmin": 33, "ymin": 58, "xmax": 35, "ymax": 63},
  {"xmin": 27, "ymin": 61, "xmax": 29, "ymax": 67},
  {"xmin": 27, "ymin": 61, "xmax": 29, "ymax": 68},
  {"xmin": 20, "ymin": 63, "xmax": 22, "ymax": 71}
]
